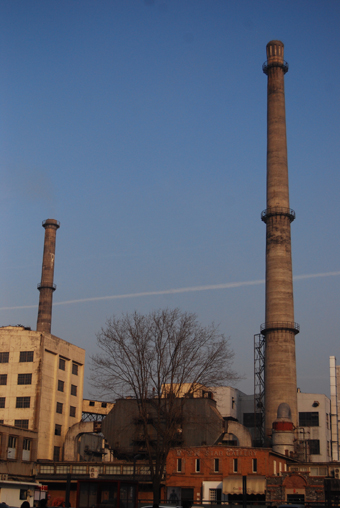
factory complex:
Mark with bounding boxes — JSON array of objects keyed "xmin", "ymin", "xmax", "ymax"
[{"xmin": 0, "ymin": 41, "xmax": 339, "ymax": 508}]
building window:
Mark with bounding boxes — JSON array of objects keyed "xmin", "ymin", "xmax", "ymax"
[
  {"xmin": 233, "ymin": 458, "xmax": 238, "ymax": 473},
  {"xmin": 122, "ymin": 466, "xmax": 134, "ymax": 474},
  {"xmin": 209, "ymin": 490, "xmax": 221, "ymax": 502},
  {"xmin": 8, "ymin": 436, "xmax": 17, "ymax": 459},
  {"xmin": 15, "ymin": 420, "xmax": 29, "ymax": 429},
  {"xmin": 101, "ymin": 402, "xmax": 107, "ymax": 408},
  {"xmin": 195, "ymin": 458, "xmax": 200, "ymax": 473},
  {"xmin": 71, "ymin": 384, "xmax": 77, "ymax": 396},
  {"xmin": 55, "ymin": 424, "xmax": 62, "ymax": 436},
  {"xmin": 0, "ymin": 397, "xmax": 5, "ymax": 408},
  {"xmin": 0, "ymin": 374, "xmax": 7, "ymax": 385},
  {"xmin": 214, "ymin": 458, "xmax": 219, "ymax": 472},
  {"xmin": 252, "ymin": 458, "xmax": 258, "ymax": 473},
  {"xmin": 89, "ymin": 401, "xmax": 95, "ymax": 406},
  {"xmin": 72, "ymin": 465, "xmax": 87, "ymax": 474},
  {"xmin": 0, "ymin": 352, "xmax": 9, "ymax": 363},
  {"xmin": 177, "ymin": 458, "xmax": 182, "ymax": 472},
  {"xmin": 0, "ymin": 420, "xmax": 3, "ymax": 424},
  {"xmin": 19, "ymin": 351, "xmax": 34, "ymax": 363},
  {"xmin": 273, "ymin": 460, "xmax": 277, "ymax": 475},
  {"xmin": 72, "ymin": 363, "xmax": 78, "ymax": 375},
  {"xmin": 56, "ymin": 402, "xmax": 63, "ymax": 414},
  {"xmin": 309, "ymin": 439, "xmax": 320, "ymax": 455},
  {"xmin": 16, "ymin": 396, "xmax": 30, "ymax": 408},
  {"xmin": 70, "ymin": 406, "xmax": 76, "ymax": 417},
  {"xmin": 20, "ymin": 489, "xmax": 28, "ymax": 500},
  {"xmin": 106, "ymin": 465, "xmax": 121, "ymax": 474},
  {"xmin": 59, "ymin": 358, "xmax": 66, "ymax": 371},
  {"xmin": 22, "ymin": 439, "xmax": 31, "ymax": 461},
  {"xmin": 299, "ymin": 412, "xmax": 319, "ymax": 427},
  {"xmin": 53, "ymin": 446, "xmax": 60, "ymax": 461},
  {"xmin": 58, "ymin": 380, "xmax": 64, "ymax": 392},
  {"xmin": 18, "ymin": 373, "xmax": 32, "ymax": 385},
  {"xmin": 326, "ymin": 413, "xmax": 329, "ymax": 429}
]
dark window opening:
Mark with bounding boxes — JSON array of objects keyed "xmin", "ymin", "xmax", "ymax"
[
  {"xmin": 70, "ymin": 406, "xmax": 76, "ymax": 417},
  {"xmin": 309, "ymin": 439, "xmax": 320, "ymax": 455},
  {"xmin": 18, "ymin": 373, "xmax": 32, "ymax": 385},
  {"xmin": 16, "ymin": 397, "xmax": 30, "ymax": 408},
  {"xmin": 72, "ymin": 363, "xmax": 78, "ymax": 375},
  {"xmin": 0, "ymin": 352, "xmax": 9, "ymax": 363},
  {"xmin": 71, "ymin": 384, "xmax": 77, "ymax": 396},
  {"xmin": 15, "ymin": 420, "xmax": 29, "ymax": 429},
  {"xmin": 19, "ymin": 351, "xmax": 34, "ymax": 363},
  {"xmin": 299, "ymin": 412, "xmax": 319, "ymax": 427},
  {"xmin": 233, "ymin": 458, "xmax": 238, "ymax": 472},
  {"xmin": 195, "ymin": 458, "xmax": 200, "ymax": 472},
  {"xmin": 55, "ymin": 424, "xmax": 62, "ymax": 436},
  {"xmin": 56, "ymin": 402, "xmax": 63, "ymax": 414},
  {"xmin": 214, "ymin": 458, "xmax": 219, "ymax": 472},
  {"xmin": 53, "ymin": 446, "xmax": 60, "ymax": 461},
  {"xmin": 58, "ymin": 380, "xmax": 64, "ymax": 392},
  {"xmin": 59, "ymin": 358, "xmax": 66, "ymax": 371},
  {"xmin": 0, "ymin": 375, "xmax": 7, "ymax": 385},
  {"xmin": 0, "ymin": 397, "xmax": 5, "ymax": 408}
]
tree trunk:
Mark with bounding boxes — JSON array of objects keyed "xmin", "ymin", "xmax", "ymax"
[{"xmin": 152, "ymin": 475, "xmax": 161, "ymax": 507}]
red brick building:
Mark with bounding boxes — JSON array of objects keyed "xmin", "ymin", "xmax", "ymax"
[{"xmin": 165, "ymin": 445, "xmax": 293, "ymax": 506}]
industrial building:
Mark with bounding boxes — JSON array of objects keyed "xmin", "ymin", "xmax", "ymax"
[{"xmin": 0, "ymin": 40, "xmax": 339, "ymax": 507}]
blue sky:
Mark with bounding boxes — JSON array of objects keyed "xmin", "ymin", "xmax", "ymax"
[{"xmin": 1, "ymin": 0, "xmax": 340, "ymax": 398}]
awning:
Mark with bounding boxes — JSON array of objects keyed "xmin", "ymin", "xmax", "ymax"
[{"xmin": 223, "ymin": 476, "xmax": 266, "ymax": 495}]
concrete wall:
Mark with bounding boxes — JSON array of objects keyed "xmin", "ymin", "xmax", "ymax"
[{"xmin": 297, "ymin": 392, "xmax": 331, "ymax": 462}]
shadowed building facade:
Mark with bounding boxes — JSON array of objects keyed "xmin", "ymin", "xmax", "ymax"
[{"xmin": 261, "ymin": 41, "xmax": 299, "ymax": 442}]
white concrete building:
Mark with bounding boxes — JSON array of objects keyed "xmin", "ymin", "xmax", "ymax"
[
  {"xmin": 0, "ymin": 325, "xmax": 85, "ymax": 461},
  {"xmin": 210, "ymin": 385, "xmax": 332, "ymax": 462},
  {"xmin": 297, "ymin": 391, "xmax": 331, "ymax": 462}
]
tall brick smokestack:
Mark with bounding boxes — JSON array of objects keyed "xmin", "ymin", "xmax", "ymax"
[
  {"xmin": 261, "ymin": 41, "xmax": 299, "ymax": 442},
  {"xmin": 37, "ymin": 219, "xmax": 60, "ymax": 334}
]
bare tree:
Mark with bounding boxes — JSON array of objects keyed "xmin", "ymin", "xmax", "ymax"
[{"xmin": 91, "ymin": 308, "xmax": 237, "ymax": 505}]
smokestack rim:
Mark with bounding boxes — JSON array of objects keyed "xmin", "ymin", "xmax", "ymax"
[{"xmin": 42, "ymin": 219, "xmax": 60, "ymax": 229}]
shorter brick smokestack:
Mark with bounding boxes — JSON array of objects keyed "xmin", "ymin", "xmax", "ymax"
[{"xmin": 37, "ymin": 219, "xmax": 60, "ymax": 334}]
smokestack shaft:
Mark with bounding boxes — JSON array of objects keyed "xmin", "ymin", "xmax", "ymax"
[
  {"xmin": 37, "ymin": 219, "xmax": 60, "ymax": 334},
  {"xmin": 262, "ymin": 41, "xmax": 299, "ymax": 441}
]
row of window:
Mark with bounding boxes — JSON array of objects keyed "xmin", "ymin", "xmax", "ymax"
[
  {"xmin": 0, "ymin": 352, "xmax": 80, "ymax": 375},
  {"xmin": 59, "ymin": 358, "xmax": 79, "ymax": 375},
  {"xmin": 57, "ymin": 380, "xmax": 77, "ymax": 396},
  {"xmin": 56, "ymin": 402, "xmax": 76, "ymax": 417},
  {"xmin": 41, "ymin": 462, "xmax": 151, "ymax": 474},
  {"xmin": 0, "ymin": 377, "xmax": 78, "ymax": 395},
  {"xmin": 0, "ymin": 419, "xmax": 28, "ymax": 428},
  {"xmin": 176, "ymin": 457, "xmax": 258, "ymax": 474},
  {"xmin": 0, "ymin": 373, "xmax": 32, "ymax": 385},
  {"xmin": 7, "ymin": 435, "xmax": 31, "ymax": 461},
  {"xmin": 0, "ymin": 396, "xmax": 78, "ymax": 416},
  {"xmin": 0, "ymin": 351, "xmax": 33, "ymax": 363}
]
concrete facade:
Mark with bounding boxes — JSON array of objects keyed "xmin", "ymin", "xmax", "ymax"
[
  {"xmin": 0, "ymin": 326, "xmax": 85, "ymax": 460},
  {"xmin": 261, "ymin": 40, "xmax": 298, "ymax": 441},
  {"xmin": 297, "ymin": 391, "xmax": 331, "ymax": 462}
]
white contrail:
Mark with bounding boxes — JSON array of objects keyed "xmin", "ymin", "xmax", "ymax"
[{"xmin": 1, "ymin": 271, "xmax": 340, "ymax": 311}]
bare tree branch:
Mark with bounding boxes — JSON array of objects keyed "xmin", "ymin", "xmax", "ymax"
[{"xmin": 90, "ymin": 308, "xmax": 237, "ymax": 505}]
